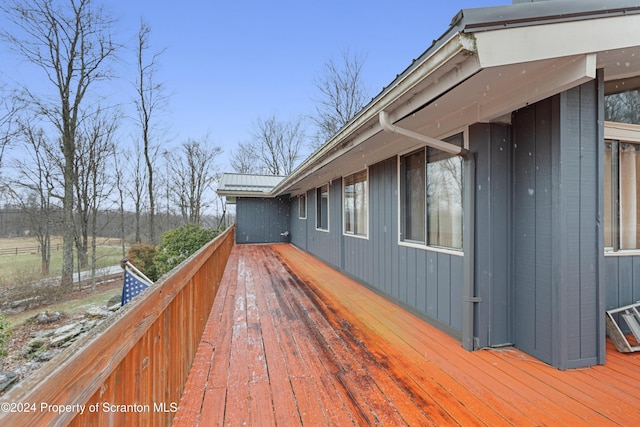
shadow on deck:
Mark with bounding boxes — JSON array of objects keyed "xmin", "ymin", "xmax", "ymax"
[{"xmin": 174, "ymin": 244, "xmax": 640, "ymax": 426}]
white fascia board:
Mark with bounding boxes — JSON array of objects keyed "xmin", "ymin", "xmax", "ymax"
[{"xmin": 474, "ymin": 14, "xmax": 640, "ymax": 68}]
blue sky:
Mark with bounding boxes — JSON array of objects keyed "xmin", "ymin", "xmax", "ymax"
[{"xmin": 1, "ymin": 0, "xmax": 511, "ymax": 165}]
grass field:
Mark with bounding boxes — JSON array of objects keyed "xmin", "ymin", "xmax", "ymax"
[{"xmin": 0, "ymin": 236, "xmax": 126, "ymax": 285}]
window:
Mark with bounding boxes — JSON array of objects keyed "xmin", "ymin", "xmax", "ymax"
[
  {"xmin": 605, "ymin": 139, "xmax": 640, "ymax": 250},
  {"xmin": 316, "ymin": 184, "xmax": 329, "ymax": 231},
  {"xmin": 400, "ymin": 150, "xmax": 426, "ymax": 242},
  {"xmin": 605, "ymin": 89, "xmax": 640, "ymax": 125},
  {"xmin": 605, "ymin": 86, "xmax": 640, "ymax": 252},
  {"xmin": 343, "ymin": 170, "xmax": 368, "ymax": 237},
  {"xmin": 399, "ymin": 133, "xmax": 463, "ymax": 250},
  {"xmin": 298, "ymin": 194, "xmax": 307, "ymax": 219}
]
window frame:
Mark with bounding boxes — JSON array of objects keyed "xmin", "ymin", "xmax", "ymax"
[
  {"xmin": 298, "ymin": 193, "xmax": 307, "ymax": 220},
  {"xmin": 342, "ymin": 169, "xmax": 369, "ymax": 239},
  {"xmin": 604, "ymin": 121, "xmax": 640, "ymax": 255},
  {"xmin": 316, "ymin": 184, "xmax": 330, "ymax": 232},
  {"xmin": 397, "ymin": 130, "xmax": 466, "ymax": 256}
]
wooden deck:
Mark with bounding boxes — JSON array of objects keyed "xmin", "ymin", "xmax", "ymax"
[{"xmin": 173, "ymin": 244, "xmax": 640, "ymax": 426}]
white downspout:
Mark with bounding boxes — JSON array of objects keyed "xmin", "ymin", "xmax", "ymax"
[{"xmin": 379, "ymin": 111, "xmax": 478, "ymax": 351}]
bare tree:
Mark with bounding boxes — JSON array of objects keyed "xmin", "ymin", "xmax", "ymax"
[
  {"xmin": 9, "ymin": 121, "xmax": 59, "ymax": 275},
  {"xmin": 135, "ymin": 20, "xmax": 166, "ymax": 245},
  {"xmin": 230, "ymin": 141, "xmax": 260, "ymax": 174},
  {"xmin": 168, "ymin": 137, "xmax": 222, "ymax": 225},
  {"xmin": 1, "ymin": 0, "xmax": 117, "ymax": 290},
  {"xmin": 125, "ymin": 139, "xmax": 148, "ymax": 243},
  {"xmin": 73, "ymin": 108, "xmax": 117, "ymax": 287},
  {"xmin": 112, "ymin": 144, "xmax": 127, "ymax": 257},
  {"xmin": 252, "ymin": 114, "xmax": 305, "ymax": 176},
  {"xmin": 311, "ymin": 49, "xmax": 370, "ymax": 148}
]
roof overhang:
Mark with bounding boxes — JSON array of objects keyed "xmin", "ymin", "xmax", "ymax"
[
  {"xmin": 217, "ymin": 173, "xmax": 284, "ymax": 203},
  {"xmin": 269, "ymin": 4, "xmax": 640, "ymax": 197}
]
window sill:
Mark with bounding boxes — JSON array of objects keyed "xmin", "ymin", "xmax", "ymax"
[
  {"xmin": 605, "ymin": 250, "xmax": 640, "ymax": 257},
  {"xmin": 398, "ymin": 240, "xmax": 464, "ymax": 257},
  {"xmin": 343, "ymin": 232, "xmax": 369, "ymax": 240}
]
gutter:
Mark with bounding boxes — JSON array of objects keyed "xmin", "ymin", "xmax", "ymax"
[{"xmin": 379, "ymin": 111, "xmax": 477, "ymax": 351}]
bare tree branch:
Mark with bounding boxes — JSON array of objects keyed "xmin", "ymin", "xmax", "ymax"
[
  {"xmin": 249, "ymin": 114, "xmax": 305, "ymax": 176},
  {"xmin": 311, "ymin": 49, "xmax": 370, "ymax": 148},
  {"xmin": 168, "ymin": 136, "xmax": 222, "ymax": 225}
]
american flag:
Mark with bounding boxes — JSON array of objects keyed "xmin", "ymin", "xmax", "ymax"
[{"xmin": 121, "ymin": 267, "xmax": 151, "ymax": 305}]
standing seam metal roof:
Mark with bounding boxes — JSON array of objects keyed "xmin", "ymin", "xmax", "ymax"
[{"xmin": 217, "ymin": 173, "xmax": 284, "ymax": 194}]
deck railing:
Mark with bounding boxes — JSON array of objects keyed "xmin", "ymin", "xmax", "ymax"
[{"xmin": 0, "ymin": 226, "xmax": 235, "ymax": 426}]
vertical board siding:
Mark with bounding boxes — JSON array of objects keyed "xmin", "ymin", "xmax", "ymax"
[
  {"xmin": 605, "ymin": 255, "xmax": 640, "ymax": 309},
  {"xmin": 512, "ymin": 79, "xmax": 602, "ymax": 369},
  {"xmin": 306, "ymin": 180, "xmax": 342, "ymax": 267},
  {"xmin": 290, "ymin": 193, "xmax": 308, "ymax": 250},
  {"xmin": 557, "ymin": 80, "xmax": 601, "ymax": 367},
  {"xmin": 513, "ymin": 103, "xmax": 544, "ymax": 361},
  {"xmin": 236, "ymin": 196, "xmax": 291, "ymax": 244},
  {"xmin": 470, "ymin": 123, "xmax": 511, "ymax": 348}
]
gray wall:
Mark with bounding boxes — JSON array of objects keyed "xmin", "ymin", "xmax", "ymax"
[
  {"xmin": 470, "ymin": 123, "xmax": 512, "ymax": 348},
  {"xmin": 290, "ymin": 194, "xmax": 307, "ymax": 249},
  {"xmin": 235, "ymin": 196, "xmax": 291, "ymax": 244},
  {"xmin": 605, "ymin": 255, "xmax": 640, "ymax": 309},
  {"xmin": 511, "ymin": 76, "xmax": 604, "ymax": 369},
  {"xmin": 304, "ymin": 180, "xmax": 343, "ymax": 267}
]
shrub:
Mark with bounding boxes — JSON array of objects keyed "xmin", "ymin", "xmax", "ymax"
[
  {"xmin": 125, "ymin": 243, "xmax": 159, "ymax": 282},
  {"xmin": 155, "ymin": 224, "xmax": 219, "ymax": 278},
  {"xmin": 0, "ymin": 314, "xmax": 12, "ymax": 358}
]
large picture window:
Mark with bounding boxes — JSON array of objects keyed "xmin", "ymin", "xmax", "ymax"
[
  {"xmin": 316, "ymin": 184, "xmax": 329, "ymax": 231},
  {"xmin": 343, "ymin": 170, "xmax": 368, "ymax": 237},
  {"xmin": 605, "ymin": 138, "xmax": 640, "ymax": 250},
  {"xmin": 400, "ymin": 133, "xmax": 463, "ymax": 250}
]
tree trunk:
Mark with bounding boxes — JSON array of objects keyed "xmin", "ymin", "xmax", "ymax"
[{"xmin": 61, "ymin": 130, "xmax": 75, "ymax": 290}]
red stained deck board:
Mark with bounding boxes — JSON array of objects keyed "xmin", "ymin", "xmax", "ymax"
[{"xmin": 176, "ymin": 244, "xmax": 640, "ymax": 426}]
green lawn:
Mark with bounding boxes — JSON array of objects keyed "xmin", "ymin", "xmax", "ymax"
[{"xmin": 0, "ymin": 237, "xmax": 126, "ymax": 286}]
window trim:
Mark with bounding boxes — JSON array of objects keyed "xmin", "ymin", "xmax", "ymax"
[
  {"xmin": 342, "ymin": 169, "xmax": 369, "ymax": 240},
  {"xmin": 298, "ymin": 193, "xmax": 307, "ymax": 220},
  {"xmin": 396, "ymin": 130, "xmax": 467, "ymax": 254},
  {"xmin": 315, "ymin": 184, "xmax": 330, "ymax": 232}
]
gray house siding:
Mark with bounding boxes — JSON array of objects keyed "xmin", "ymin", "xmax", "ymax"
[
  {"xmin": 290, "ymin": 194, "xmax": 308, "ymax": 250},
  {"xmin": 235, "ymin": 196, "xmax": 291, "ymax": 244},
  {"xmin": 470, "ymin": 123, "xmax": 512, "ymax": 348},
  {"xmin": 605, "ymin": 255, "xmax": 640, "ymax": 311},
  {"xmin": 305, "ymin": 180, "xmax": 342, "ymax": 267},
  {"xmin": 511, "ymin": 77, "xmax": 604, "ymax": 369}
]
